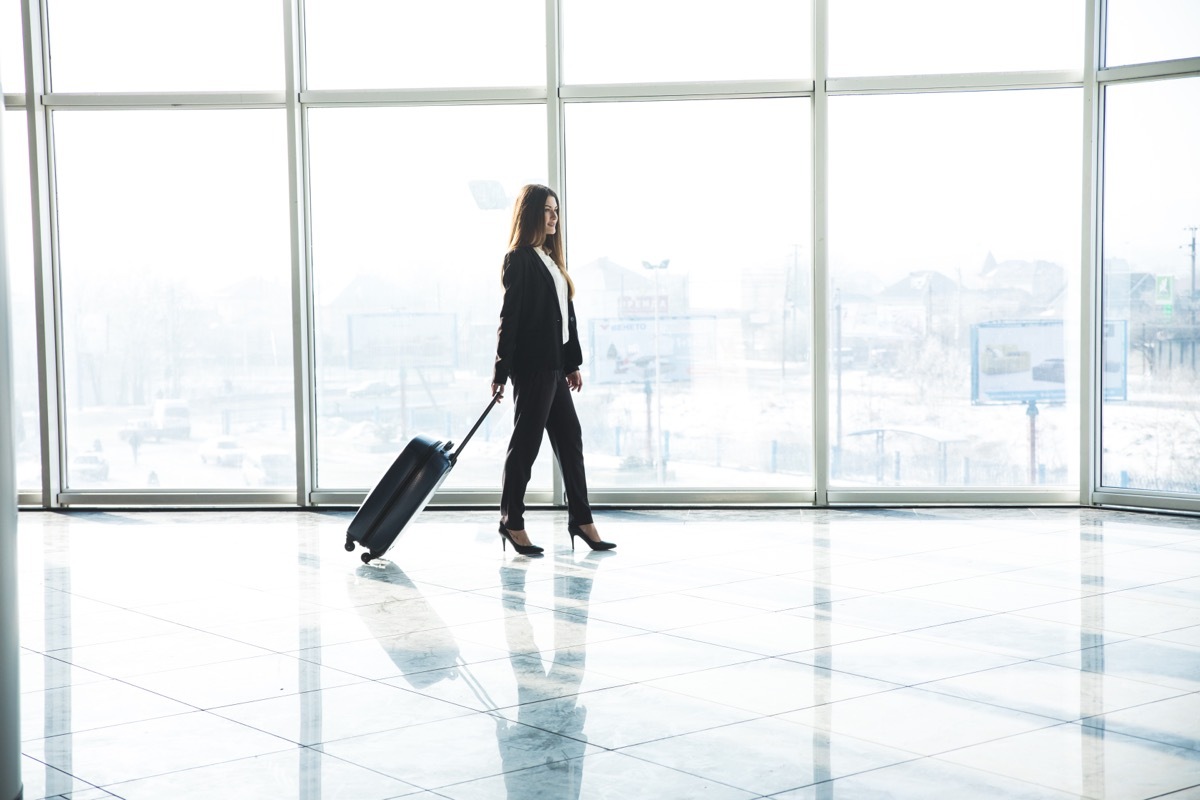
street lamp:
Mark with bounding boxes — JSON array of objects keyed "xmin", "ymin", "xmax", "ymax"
[{"xmin": 643, "ymin": 259, "xmax": 669, "ymax": 482}]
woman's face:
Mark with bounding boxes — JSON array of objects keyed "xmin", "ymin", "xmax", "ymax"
[{"xmin": 543, "ymin": 197, "xmax": 559, "ymax": 238}]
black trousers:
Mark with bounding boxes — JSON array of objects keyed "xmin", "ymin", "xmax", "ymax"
[{"xmin": 500, "ymin": 368, "xmax": 593, "ymax": 531}]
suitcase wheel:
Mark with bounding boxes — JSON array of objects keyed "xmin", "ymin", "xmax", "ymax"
[
  {"xmin": 343, "ymin": 534, "xmax": 355, "ymax": 552},
  {"xmin": 360, "ymin": 552, "xmax": 377, "ymax": 564}
]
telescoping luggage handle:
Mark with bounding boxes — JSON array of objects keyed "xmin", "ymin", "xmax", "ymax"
[{"xmin": 447, "ymin": 391, "xmax": 502, "ymax": 464}]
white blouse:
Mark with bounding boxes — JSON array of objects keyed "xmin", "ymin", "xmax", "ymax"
[{"xmin": 535, "ymin": 247, "xmax": 570, "ymax": 345}]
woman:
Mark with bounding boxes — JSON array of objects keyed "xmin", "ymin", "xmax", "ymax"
[{"xmin": 491, "ymin": 184, "xmax": 615, "ymax": 555}]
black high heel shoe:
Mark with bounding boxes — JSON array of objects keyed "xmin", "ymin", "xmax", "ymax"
[
  {"xmin": 499, "ymin": 523, "xmax": 544, "ymax": 555},
  {"xmin": 568, "ymin": 524, "xmax": 616, "ymax": 552}
]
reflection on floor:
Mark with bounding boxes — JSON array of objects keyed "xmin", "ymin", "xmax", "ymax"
[{"xmin": 14, "ymin": 507, "xmax": 1200, "ymax": 799}]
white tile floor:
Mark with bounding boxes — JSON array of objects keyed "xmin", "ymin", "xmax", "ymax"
[{"xmin": 13, "ymin": 507, "xmax": 1200, "ymax": 799}]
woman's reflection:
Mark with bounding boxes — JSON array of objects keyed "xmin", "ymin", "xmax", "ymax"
[{"xmin": 495, "ymin": 551, "xmax": 612, "ymax": 799}]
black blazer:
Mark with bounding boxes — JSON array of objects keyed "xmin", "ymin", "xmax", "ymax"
[{"xmin": 493, "ymin": 246, "xmax": 583, "ymax": 385}]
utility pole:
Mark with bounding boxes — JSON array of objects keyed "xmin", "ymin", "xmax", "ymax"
[{"xmin": 1186, "ymin": 226, "xmax": 1197, "ymax": 326}]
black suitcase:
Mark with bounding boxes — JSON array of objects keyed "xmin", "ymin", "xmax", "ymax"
[{"xmin": 344, "ymin": 394, "xmax": 500, "ymax": 563}]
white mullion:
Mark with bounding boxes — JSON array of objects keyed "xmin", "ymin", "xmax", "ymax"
[
  {"xmin": 43, "ymin": 91, "xmax": 287, "ymax": 108},
  {"xmin": 828, "ymin": 70, "xmax": 1083, "ymax": 95},
  {"xmin": 1, "ymin": 94, "xmax": 23, "ymax": 108},
  {"xmin": 560, "ymin": 79, "xmax": 814, "ymax": 101},
  {"xmin": 811, "ymin": 0, "xmax": 830, "ymax": 506},
  {"xmin": 284, "ymin": 0, "xmax": 314, "ymax": 506},
  {"xmin": 547, "ymin": 0, "xmax": 566, "ymax": 507},
  {"xmin": 1098, "ymin": 56, "xmax": 1200, "ymax": 85},
  {"xmin": 300, "ymin": 87, "xmax": 547, "ymax": 106},
  {"xmin": 23, "ymin": 0, "xmax": 62, "ymax": 508},
  {"xmin": 1081, "ymin": 0, "xmax": 1103, "ymax": 506}
]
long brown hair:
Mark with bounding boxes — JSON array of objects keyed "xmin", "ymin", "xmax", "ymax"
[{"xmin": 507, "ymin": 183, "xmax": 575, "ymax": 299}]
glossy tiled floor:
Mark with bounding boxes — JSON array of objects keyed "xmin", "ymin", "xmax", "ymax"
[{"xmin": 13, "ymin": 507, "xmax": 1200, "ymax": 799}]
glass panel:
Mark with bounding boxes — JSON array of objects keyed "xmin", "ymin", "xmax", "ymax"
[
  {"xmin": 53, "ymin": 110, "xmax": 295, "ymax": 490},
  {"xmin": 828, "ymin": 90, "xmax": 1081, "ymax": 488},
  {"xmin": 304, "ymin": 0, "xmax": 543, "ymax": 90},
  {"xmin": 1107, "ymin": 0, "xmax": 1200, "ymax": 67},
  {"xmin": 2, "ymin": 110, "xmax": 39, "ymax": 492},
  {"xmin": 46, "ymin": 0, "xmax": 282, "ymax": 91},
  {"xmin": 2, "ymin": 0, "xmax": 23, "ymax": 93},
  {"xmin": 562, "ymin": 0, "xmax": 811, "ymax": 83},
  {"xmin": 307, "ymin": 105, "xmax": 546, "ymax": 490},
  {"xmin": 1101, "ymin": 77, "xmax": 1200, "ymax": 494},
  {"xmin": 830, "ymin": 0, "xmax": 1081, "ymax": 77},
  {"xmin": 565, "ymin": 98, "xmax": 812, "ymax": 489}
]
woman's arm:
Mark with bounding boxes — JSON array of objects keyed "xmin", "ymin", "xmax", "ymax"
[{"xmin": 493, "ymin": 250, "xmax": 526, "ymax": 390}]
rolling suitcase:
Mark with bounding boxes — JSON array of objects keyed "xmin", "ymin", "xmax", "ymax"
[{"xmin": 344, "ymin": 393, "xmax": 500, "ymax": 563}]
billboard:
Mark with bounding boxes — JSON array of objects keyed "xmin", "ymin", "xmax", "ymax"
[
  {"xmin": 588, "ymin": 316, "xmax": 715, "ymax": 385},
  {"xmin": 971, "ymin": 320, "xmax": 1065, "ymax": 404}
]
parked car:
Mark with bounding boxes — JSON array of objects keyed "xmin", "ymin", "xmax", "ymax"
[
  {"xmin": 200, "ymin": 437, "xmax": 245, "ymax": 467},
  {"xmin": 242, "ymin": 452, "xmax": 294, "ymax": 486},
  {"xmin": 1032, "ymin": 358, "xmax": 1065, "ymax": 383},
  {"xmin": 70, "ymin": 452, "xmax": 109, "ymax": 481},
  {"xmin": 348, "ymin": 380, "xmax": 395, "ymax": 398}
]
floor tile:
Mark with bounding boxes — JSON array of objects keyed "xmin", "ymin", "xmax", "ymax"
[
  {"xmin": 645, "ymin": 658, "xmax": 900, "ymax": 716},
  {"xmin": 118, "ymin": 653, "xmax": 363, "ymax": 709},
  {"xmin": 617, "ymin": 716, "xmax": 917, "ymax": 797},
  {"xmin": 104, "ymin": 746, "xmax": 426, "ymax": 799},
  {"xmin": 317, "ymin": 712, "xmax": 600, "ymax": 790},
  {"xmin": 769, "ymin": 756, "xmax": 1081, "ymax": 799},
  {"xmin": 779, "ymin": 686, "xmax": 1061, "ymax": 756},
  {"xmin": 22, "ymin": 712, "xmax": 294, "ymax": 787},
  {"xmin": 561, "ymin": 631, "xmax": 759, "ymax": 683},
  {"xmin": 793, "ymin": 593, "xmax": 991, "ymax": 635},
  {"xmin": 20, "ymin": 754, "xmax": 105, "ymax": 800},
  {"xmin": 494, "ymin": 682, "xmax": 759, "ymax": 749},
  {"xmin": 919, "ymin": 660, "xmax": 1187, "ymax": 721},
  {"xmin": 780, "ymin": 632, "xmax": 1022, "ymax": 686},
  {"xmin": 210, "ymin": 680, "xmax": 476, "ymax": 745},
  {"xmin": 44, "ymin": 629, "xmax": 274, "ymax": 678},
  {"xmin": 381, "ymin": 653, "xmax": 628, "ymax": 711},
  {"xmin": 660, "ymin": 611, "xmax": 887, "ymax": 657},
  {"xmin": 437, "ymin": 749, "xmax": 757, "ymax": 799},
  {"xmin": 905, "ymin": 610, "xmax": 1130, "ymax": 660},
  {"xmin": 939, "ymin": 723, "xmax": 1200, "ymax": 800},
  {"xmin": 1014, "ymin": 595, "xmax": 1200, "ymax": 638},
  {"xmin": 21, "ymin": 678, "xmax": 195, "ymax": 741},
  {"xmin": 1039, "ymin": 638, "xmax": 1200, "ymax": 692},
  {"xmin": 1080, "ymin": 692, "xmax": 1200, "ymax": 752}
]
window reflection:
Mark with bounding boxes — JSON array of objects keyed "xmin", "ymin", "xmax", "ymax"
[
  {"xmin": 52, "ymin": 110, "xmax": 296, "ymax": 490},
  {"xmin": 2, "ymin": 110, "xmax": 40, "ymax": 492},
  {"xmin": 1101, "ymin": 76, "xmax": 1200, "ymax": 493},
  {"xmin": 306, "ymin": 105, "xmax": 547, "ymax": 491},
  {"xmin": 565, "ymin": 98, "xmax": 813, "ymax": 490},
  {"xmin": 828, "ymin": 90, "xmax": 1081, "ymax": 487}
]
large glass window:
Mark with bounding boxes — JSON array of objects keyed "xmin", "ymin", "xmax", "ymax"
[
  {"xmin": 2, "ymin": 0, "xmax": 23, "ymax": 92},
  {"xmin": 1106, "ymin": 1, "xmax": 1200, "ymax": 68},
  {"xmin": 828, "ymin": 89, "xmax": 1082, "ymax": 488},
  {"xmin": 45, "ymin": 0, "xmax": 282, "ymax": 91},
  {"xmin": 304, "ymin": 0, "xmax": 544, "ymax": 90},
  {"xmin": 565, "ymin": 98, "xmax": 812, "ymax": 490},
  {"xmin": 829, "ymin": 0, "xmax": 1081, "ymax": 77},
  {"xmin": 2, "ymin": 110, "xmax": 38, "ymax": 492},
  {"xmin": 562, "ymin": 0, "xmax": 811, "ymax": 83},
  {"xmin": 1101, "ymin": 76, "xmax": 1200, "ymax": 494},
  {"xmin": 307, "ymin": 104, "xmax": 546, "ymax": 491},
  {"xmin": 52, "ymin": 110, "xmax": 295, "ymax": 490}
]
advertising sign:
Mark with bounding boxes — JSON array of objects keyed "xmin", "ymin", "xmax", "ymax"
[
  {"xmin": 1102, "ymin": 320, "xmax": 1128, "ymax": 402},
  {"xmin": 589, "ymin": 316, "xmax": 714, "ymax": 385},
  {"xmin": 971, "ymin": 320, "xmax": 1065, "ymax": 404}
]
